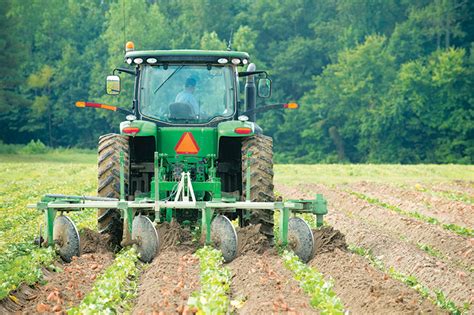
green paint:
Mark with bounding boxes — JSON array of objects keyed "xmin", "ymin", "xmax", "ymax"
[
  {"xmin": 39, "ymin": 203, "xmax": 56, "ymax": 246},
  {"xmin": 158, "ymin": 127, "xmax": 217, "ymax": 159},
  {"xmin": 279, "ymin": 207, "xmax": 290, "ymax": 246},
  {"xmin": 166, "ymin": 208, "xmax": 173, "ymax": 223},
  {"xmin": 315, "ymin": 194, "xmax": 327, "ymax": 227},
  {"xmin": 217, "ymin": 120, "xmax": 255, "ymax": 138},
  {"xmin": 202, "ymin": 208, "xmax": 213, "ymax": 244},
  {"xmin": 120, "ymin": 120, "xmax": 157, "ymax": 137}
]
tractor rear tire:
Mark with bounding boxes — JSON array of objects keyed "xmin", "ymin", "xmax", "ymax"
[
  {"xmin": 242, "ymin": 134, "xmax": 275, "ymax": 240},
  {"xmin": 97, "ymin": 134, "xmax": 129, "ymax": 249}
]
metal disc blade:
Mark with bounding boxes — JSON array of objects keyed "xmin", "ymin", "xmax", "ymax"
[
  {"xmin": 211, "ymin": 215, "xmax": 238, "ymax": 263},
  {"xmin": 53, "ymin": 215, "xmax": 80, "ymax": 263},
  {"xmin": 288, "ymin": 217, "xmax": 314, "ymax": 263},
  {"xmin": 132, "ymin": 215, "xmax": 159, "ymax": 263}
]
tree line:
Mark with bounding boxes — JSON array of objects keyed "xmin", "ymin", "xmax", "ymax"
[{"xmin": 0, "ymin": 0, "xmax": 472, "ymax": 163}]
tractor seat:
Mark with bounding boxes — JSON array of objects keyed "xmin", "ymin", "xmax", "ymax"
[{"xmin": 168, "ymin": 102, "xmax": 196, "ymax": 120}]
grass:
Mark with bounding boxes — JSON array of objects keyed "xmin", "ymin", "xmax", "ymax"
[
  {"xmin": 349, "ymin": 245, "xmax": 469, "ymax": 314},
  {"xmin": 275, "ymin": 164, "xmax": 474, "ymax": 186}
]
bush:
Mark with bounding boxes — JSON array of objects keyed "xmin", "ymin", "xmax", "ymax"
[{"xmin": 19, "ymin": 140, "xmax": 48, "ymax": 154}]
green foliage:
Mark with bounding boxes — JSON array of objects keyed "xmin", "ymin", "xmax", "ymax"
[
  {"xmin": 69, "ymin": 247, "xmax": 140, "ymax": 314},
  {"xmin": 0, "ymin": 246, "xmax": 56, "ymax": 300},
  {"xmin": 188, "ymin": 246, "xmax": 231, "ymax": 314},
  {"xmin": 0, "ymin": 156, "xmax": 96, "ymax": 298},
  {"xmin": 281, "ymin": 250, "xmax": 344, "ymax": 314},
  {"xmin": 0, "ymin": 0, "xmax": 473, "ymax": 163},
  {"xmin": 19, "ymin": 139, "xmax": 48, "ymax": 154}
]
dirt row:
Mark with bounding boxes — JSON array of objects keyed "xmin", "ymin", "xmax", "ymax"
[
  {"xmin": 133, "ymin": 222, "xmax": 317, "ymax": 314},
  {"xmin": 297, "ymin": 183, "xmax": 473, "ymax": 270},
  {"xmin": 347, "ymin": 181, "xmax": 474, "ymax": 228},
  {"xmin": 0, "ymin": 229, "xmax": 114, "ymax": 313},
  {"xmin": 277, "ymin": 183, "xmax": 474, "ymax": 308}
]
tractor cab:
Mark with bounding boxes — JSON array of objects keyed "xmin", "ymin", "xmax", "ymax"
[{"xmin": 105, "ymin": 46, "xmax": 271, "ymax": 126}]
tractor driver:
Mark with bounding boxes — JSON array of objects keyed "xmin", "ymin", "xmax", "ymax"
[{"xmin": 175, "ymin": 77, "xmax": 199, "ymax": 115}]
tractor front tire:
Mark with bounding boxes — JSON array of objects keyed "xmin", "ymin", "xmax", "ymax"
[
  {"xmin": 242, "ymin": 134, "xmax": 275, "ymax": 240},
  {"xmin": 97, "ymin": 134, "xmax": 129, "ymax": 249}
]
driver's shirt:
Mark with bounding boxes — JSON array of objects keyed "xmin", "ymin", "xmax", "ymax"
[{"xmin": 175, "ymin": 91, "xmax": 199, "ymax": 114}]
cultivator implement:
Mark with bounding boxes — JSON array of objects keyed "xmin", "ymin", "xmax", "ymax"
[{"xmin": 28, "ymin": 152, "xmax": 328, "ymax": 263}]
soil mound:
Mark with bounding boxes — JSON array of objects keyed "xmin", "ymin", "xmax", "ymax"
[
  {"xmin": 133, "ymin": 249, "xmax": 199, "ymax": 314},
  {"xmin": 80, "ymin": 228, "xmax": 111, "ymax": 253},
  {"xmin": 312, "ymin": 226, "xmax": 347, "ymax": 255},
  {"xmin": 157, "ymin": 221, "xmax": 193, "ymax": 250},
  {"xmin": 236, "ymin": 224, "xmax": 270, "ymax": 255}
]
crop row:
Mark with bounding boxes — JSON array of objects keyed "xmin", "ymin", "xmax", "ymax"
[
  {"xmin": 348, "ymin": 191, "xmax": 473, "ymax": 237},
  {"xmin": 281, "ymin": 250, "xmax": 345, "ymax": 314},
  {"xmin": 188, "ymin": 246, "xmax": 232, "ymax": 313},
  {"xmin": 349, "ymin": 245, "xmax": 469, "ymax": 314},
  {"xmin": 69, "ymin": 247, "xmax": 140, "ymax": 314}
]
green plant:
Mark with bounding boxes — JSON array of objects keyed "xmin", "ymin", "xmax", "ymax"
[
  {"xmin": 69, "ymin": 247, "xmax": 140, "ymax": 314},
  {"xmin": 348, "ymin": 244, "xmax": 468, "ymax": 314},
  {"xmin": 281, "ymin": 250, "xmax": 344, "ymax": 314},
  {"xmin": 188, "ymin": 246, "xmax": 231, "ymax": 314},
  {"xmin": 417, "ymin": 243, "xmax": 444, "ymax": 259},
  {"xmin": 0, "ymin": 246, "xmax": 56, "ymax": 300},
  {"xmin": 348, "ymin": 191, "xmax": 473, "ymax": 237},
  {"xmin": 19, "ymin": 140, "xmax": 48, "ymax": 154}
]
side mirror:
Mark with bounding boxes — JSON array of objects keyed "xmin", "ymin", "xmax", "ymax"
[
  {"xmin": 106, "ymin": 75, "xmax": 121, "ymax": 95},
  {"xmin": 257, "ymin": 78, "xmax": 271, "ymax": 98}
]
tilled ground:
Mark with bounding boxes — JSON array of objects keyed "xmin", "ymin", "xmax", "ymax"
[
  {"xmin": 311, "ymin": 249, "xmax": 442, "ymax": 314},
  {"xmin": 347, "ymin": 181, "xmax": 474, "ymax": 228},
  {"xmin": 133, "ymin": 221, "xmax": 199, "ymax": 314},
  {"xmin": 229, "ymin": 224, "xmax": 316, "ymax": 314},
  {"xmin": 0, "ymin": 229, "xmax": 114, "ymax": 314},
  {"xmin": 4, "ymin": 178, "xmax": 472, "ymax": 314},
  {"xmin": 277, "ymin": 182, "xmax": 474, "ymax": 311}
]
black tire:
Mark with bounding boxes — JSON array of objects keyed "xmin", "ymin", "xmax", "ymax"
[
  {"xmin": 241, "ymin": 134, "xmax": 274, "ymax": 240},
  {"xmin": 97, "ymin": 134, "xmax": 129, "ymax": 249}
]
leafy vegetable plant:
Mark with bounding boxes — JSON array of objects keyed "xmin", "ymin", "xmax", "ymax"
[
  {"xmin": 281, "ymin": 250, "xmax": 345, "ymax": 314},
  {"xmin": 69, "ymin": 247, "xmax": 139, "ymax": 314},
  {"xmin": 188, "ymin": 246, "xmax": 231, "ymax": 314}
]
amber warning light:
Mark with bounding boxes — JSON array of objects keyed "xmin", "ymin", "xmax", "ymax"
[
  {"xmin": 76, "ymin": 101, "xmax": 117, "ymax": 111},
  {"xmin": 284, "ymin": 102, "xmax": 298, "ymax": 109},
  {"xmin": 125, "ymin": 41, "xmax": 135, "ymax": 52},
  {"xmin": 175, "ymin": 132, "xmax": 200, "ymax": 155}
]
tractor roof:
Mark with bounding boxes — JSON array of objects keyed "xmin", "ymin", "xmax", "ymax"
[{"xmin": 124, "ymin": 50, "xmax": 250, "ymax": 66}]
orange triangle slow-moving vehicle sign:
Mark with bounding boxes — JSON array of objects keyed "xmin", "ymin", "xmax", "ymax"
[{"xmin": 175, "ymin": 132, "xmax": 200, "ymax": 154}]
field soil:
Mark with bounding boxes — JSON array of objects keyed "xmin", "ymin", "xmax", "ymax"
[
  {"xmin": 277, "ymin": 182, "xmax": 474, "ymax": 310},
  {"xmin": 347, "ymin": 181, "xmax": 474, "ymax": 228},
  {"xmin": 229, "ymin": 225, "xmax": 316, "ymax": 314},
  {"xmin": 0, "ymin": 229, "xmax": 113, "ymax": 313},
  {"xmin": 133, "ymin": 221, "xmax": 199, "ymax": 314}
]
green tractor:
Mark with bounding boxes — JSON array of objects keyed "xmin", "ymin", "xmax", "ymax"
[{"xmin": 30, "ymin": 42, "xmax": 328, "ymax": 264}]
